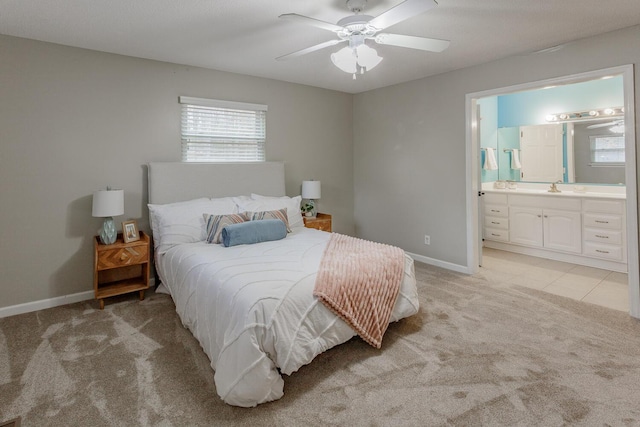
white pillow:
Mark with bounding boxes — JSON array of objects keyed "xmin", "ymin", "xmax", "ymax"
[
  {"xmin": 148, "ymin": 197, "xmax": 238, "ymax": 254},
  {"xmin": 243, "ymin": 194, "xmax": 304, "ymax": 229}
]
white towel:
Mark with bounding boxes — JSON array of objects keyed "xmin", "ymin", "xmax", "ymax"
[
  {"xmin": 511, "ymin": 149, "xmax": 522, "ymax": 170},
  {"xmin": 483, "ymin": 147, "xmax": 498, "ymax": 170}
]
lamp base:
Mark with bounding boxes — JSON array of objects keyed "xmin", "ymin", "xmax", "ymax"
[
  {"xmin": 308, "ymin": 199, "xmax": 317, "ymax": 218},
  {"xmin": 99, "ymin": 217, "xmax": 117, "ymax": 245}
]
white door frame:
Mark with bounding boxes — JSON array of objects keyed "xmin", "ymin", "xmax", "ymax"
[{"xmin": 464, "ymin": 64, "xmax": 639, "ymax": 318}]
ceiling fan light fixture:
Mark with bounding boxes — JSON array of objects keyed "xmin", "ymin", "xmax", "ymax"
[
  {"xmin": 331, "ymin": 44, "xmax": 382, "ymax": 75},
  {"xmin": 278, "ymin": 0, "xmax": 447, "ymax": 78},
  {"xmin": 356, "ymin": 44, "xmax": 382, "ymax": 69},
  {"xmin": 331, "ymin": 46, "xmax": 358, "ymax": 73},
  {"xmin": 610, "ymin": 124, "xmax": 625, "ymax": 133}
]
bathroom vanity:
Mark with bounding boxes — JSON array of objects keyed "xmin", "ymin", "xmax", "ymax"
[{"xmin": 483, "ymin": 183, "xmax": 627, "ymax": 273}]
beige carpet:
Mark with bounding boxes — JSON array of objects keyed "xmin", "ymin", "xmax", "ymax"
[{"xmin": 1, "ymin": 262, "xmax": 640, "ymax": 426}]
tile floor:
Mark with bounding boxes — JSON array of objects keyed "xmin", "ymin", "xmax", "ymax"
[{"xmin": 478, "ymin": 247, "xmax": 629, "ymax": 312}]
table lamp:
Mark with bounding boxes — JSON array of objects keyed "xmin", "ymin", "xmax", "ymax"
[
  {"xmin": 92, "ymin": 187, "xmax": 124, "ymax": 244},
  {"xmin": 302, "ymin": 180, "xmax": 321, "ymax": 218}
]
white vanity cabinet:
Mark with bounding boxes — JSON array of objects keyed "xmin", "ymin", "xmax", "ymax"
[
  {"xmin": 483, "ymin": 191, "xmax": 627, "ymax": 272},
  {"xmin": 543, "ymin": 209, "xmax": 582, "ymax": 253},
  {"xmin": 509, "ymin": 207, "xmax": 543, "ymax": 247},
  {"xmin": 582, "ymin": 199, "xmax": 626, "ymax": 263},
  {"xmin": 483, "ymin": 193, "xmax": 509, "ymax": 242},
  {"xmin": 509, "ymin": 195, "xmax": 582, "ymax": 253}
]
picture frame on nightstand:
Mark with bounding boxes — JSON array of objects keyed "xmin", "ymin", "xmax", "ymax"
[{"xmin": 122, "ymin": 220, "xmax": 140, "ymax": 243}]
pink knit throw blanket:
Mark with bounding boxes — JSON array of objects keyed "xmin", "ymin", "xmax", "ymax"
[{"xmin": 313, "ymin": 233, "xmax": 405, "ymax": 348}]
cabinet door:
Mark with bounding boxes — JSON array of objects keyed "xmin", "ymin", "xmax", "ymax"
[
  {"xmin": 509, "ymin": 207, "xmax": 543, "ymax": 247},
  {"xmin": 543, "ymin": 209, "xmax": 582, "ymax": 253}
]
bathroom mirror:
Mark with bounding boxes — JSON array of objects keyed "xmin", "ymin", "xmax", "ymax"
[
  {"xmin": 478, "ymin": 74, "xmax": 626, "ymax": 186},
  {"xmin": 497, "ymin": 121, "xmax": 625, "ymax": 185}
]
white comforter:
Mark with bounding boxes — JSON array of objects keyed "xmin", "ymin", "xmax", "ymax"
[{"xmin": 158, "ymin": 227, "xmax": 419, "ymax": 407}]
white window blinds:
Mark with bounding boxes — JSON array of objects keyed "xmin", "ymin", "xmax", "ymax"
[
  {"xmin": 179, "ymin": 96, "xmax": 267, "ymax": 162},
  {"xmin": 589, "ymin": 135, "xmax": 625, "ymax": 166}
]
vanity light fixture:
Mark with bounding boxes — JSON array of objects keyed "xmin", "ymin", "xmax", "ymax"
[{"xmin": 545, "ymin": 107, "xmax": 623, "ymax": 123}]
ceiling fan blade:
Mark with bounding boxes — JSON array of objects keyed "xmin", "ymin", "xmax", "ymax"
[
  {"xmin": 587, "ymin": 121, "xmax": 621, "ymax": 129},
  {"xmin": 374, "ymin": 33, "xmax": 449, "ymax": 52},
  {"xmin": 276, "ymin": 39, "xmax": 345, "ymax": 61},
  {"xmin": 278, "ymin": 13, "xmax": 344, "ymax": 33},
  {"xmin": 368, "ymin": 0, "xmax": 438, "ymax": 31}
]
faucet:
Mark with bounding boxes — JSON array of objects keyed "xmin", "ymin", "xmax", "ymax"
[{"xmin": 548, "ymin": 182, "xmax": 562, "ymax": 193}]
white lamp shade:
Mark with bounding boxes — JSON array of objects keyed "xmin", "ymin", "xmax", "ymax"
[
  {"xmin": 302, "ymin": 181, "xmax": 321, "ymax": 199},
  {"xmin": 92, "ymin": 189, "xmax": 124, "ymax": 217}
]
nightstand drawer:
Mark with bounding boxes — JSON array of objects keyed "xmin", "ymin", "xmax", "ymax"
[
  {"xmin": 303, "ymin": 213, "xmax": 332, "ymax": 232},
  {"xmin": 97, "ymin": 245, "xmax": 149, "ymax": 270}
]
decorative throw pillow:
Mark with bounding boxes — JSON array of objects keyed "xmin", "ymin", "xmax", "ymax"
[
  {"xmin": 240, "ymin": 195, "xmax": 305, "ymax": 229},
  {"xmin": 244, "ymin": 208, "xmax": 291, "ymax": 232},
  {"xmin": 204, "ymin": 213, "xmax": 246, "ymax": 244},
  {"xmin": 221, "ymin": 219, "xmax": 287, "ymax": 247},
  {"xmin": 149, "ymin": 198, "xmax": 237, "ymax": 254}
]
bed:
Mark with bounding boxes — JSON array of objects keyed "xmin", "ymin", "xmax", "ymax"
[{"xmin": 147, "ymin": 161, "xmax": 420, "ymax": 407}]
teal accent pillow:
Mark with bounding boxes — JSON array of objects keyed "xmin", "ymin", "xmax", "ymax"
[{"xmin": 221, "ymin": 219, "xmax": 287, "ymax": 247}]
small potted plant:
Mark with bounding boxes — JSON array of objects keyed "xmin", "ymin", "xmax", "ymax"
[{"xmin": 301, "ymin": 202, "xmax": 314, "ymax": 217}]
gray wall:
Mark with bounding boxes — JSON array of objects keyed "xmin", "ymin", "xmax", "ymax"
[
  {"xmin": 354, "ymin": 25, "xmax": 640, "ymax": 268},
  {"xmin": 0, "ymin": 35, "xmax": 353, "ymax": 309}
]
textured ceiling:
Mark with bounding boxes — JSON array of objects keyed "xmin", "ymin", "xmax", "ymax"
[{"xmin": 2, "ymin": 0, "xmax": 640, "ymax": 93}]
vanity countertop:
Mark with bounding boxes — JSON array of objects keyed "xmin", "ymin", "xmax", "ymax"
[{"xmin": 482, "ymin": 183, "xmax": 626, "ymax": 200}]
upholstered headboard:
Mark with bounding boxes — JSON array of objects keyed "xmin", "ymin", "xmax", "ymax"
[{"xmin": 147, "ymin": 162, "xmax": 286, "ymax": 205}]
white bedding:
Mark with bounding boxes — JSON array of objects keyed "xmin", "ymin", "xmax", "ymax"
[{"xmin": 158, "ymin": 227, "xmax": 420, "ymax": 407}]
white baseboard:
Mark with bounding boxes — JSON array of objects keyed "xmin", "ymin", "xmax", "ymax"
[
  {"xmin": 405, "ymin": 252, "xmax": 472, "ymax": 274},
  {"xmin": 0, "ymin": 278, "xmax": 157, "ymax": 319},
  {"xmin": 0, "ymin": 290, "xmax": 94, "ymax": 319}
]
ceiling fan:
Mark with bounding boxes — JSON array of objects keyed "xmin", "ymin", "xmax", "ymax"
[
  {"xmin": 276, "ymin": 0, "xmax": 450, "ymax": 78},
  {"xmin": 587, "ymin": 120, "xmax": 625, "ymax": 133}
]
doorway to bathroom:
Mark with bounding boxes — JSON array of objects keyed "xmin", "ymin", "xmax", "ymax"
[{"xmin": 465, "ymin": 65, "xmax": 639, "ymax": 318}]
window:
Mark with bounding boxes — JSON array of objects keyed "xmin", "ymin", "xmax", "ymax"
[
  {"xmin": 179, "ymin": 96, "xmax": 267, "ymax": 162},
  {"xmin": 589, "ymin": 135, "xmax": 625, "ymax": 166}
]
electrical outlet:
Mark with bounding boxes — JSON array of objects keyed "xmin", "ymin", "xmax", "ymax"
[{"xmin": 424, "ymin": 235, "xmax": 430, "ymax": 245}]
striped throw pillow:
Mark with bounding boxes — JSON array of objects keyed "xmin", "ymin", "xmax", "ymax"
[
  {"xmin": 204, "ymin": 213, "xmax": 246, "ymax": 244},
  {"xmin": 244, "ymin": 208, "xmax": 291, "ymax": 232}
]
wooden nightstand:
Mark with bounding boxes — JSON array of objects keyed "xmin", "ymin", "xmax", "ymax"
[
  {"xmin": 94, "ymin": 231, "xmax": 150, "ymax": 310},
  {"xmin": 303, "ymin": 213, "xmax": 332, "ymax": 232}
]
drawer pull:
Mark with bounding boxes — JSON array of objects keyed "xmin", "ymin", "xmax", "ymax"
[
  {"xmin": 491, "ymin": 233, "xmax": 501, "ymax": 237},
  {"xmin": 595, "ymin": 220, "xmax": 609, "ymax": 224},
  {"xmin": 491, "ymin": 209, "xmax": 501, "ymax": 213},
  {"xmin": 595, "ymin": 249, "xmax": 610, "ymax": 254},
  {"xmin": 491, "ymin": 221, "xmax": 500, "ymax": 224},
  {"xmin": 595, "ymin": 235, "xmax": 609, "ymax": 239}
]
